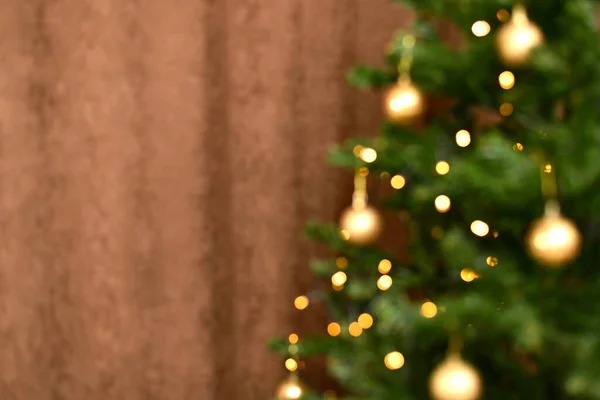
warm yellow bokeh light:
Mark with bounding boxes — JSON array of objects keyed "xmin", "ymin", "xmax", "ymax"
[
  {"xmin": 378, "ymin": 259, "xmax": 392, "ymax": 274},
  {"xmin": 499, "ymin": 71, "xmax": 515, "ymax": 89},
  {"xmin": 285, "ymin": 358, "xmax": 298, "ymax": 372},
  {"xmin": 461, "ymin": 268, "xmax": 478, "ymax": 282},
  {"xmin": 353, "ymin": 145, "xmax": 364, "ymax": 157},
  {"xmin": 340, "ymin": 229, "xmax": 350, "ymax": 240},
  {"xmin": 544, "ymin": 163, "xmax": 552, "ymax": 173},
  {"xmin": 332, "ymin": 283, "xmax": 344, "ymax": 292},
  {"xmin": 435, "ymin": 195, "xmax": 451, "ymax": 213},
  {"xmin": 294, "ymin": 295, "xmax": 309, "ymax": 310},
  {"xmin": 349, "ymin": 322, "xmax": 363, "ymax": 337},
  {"xmin": 360, "ymin": 147, "xmax": 377, "ymax": 163},
  {"xmin": 384, "ymin": 351, "xmax": 405, "ymax": 370},
  {"xmin": 358, "ymin": 313, "xmax": 374, "ymax": 329},
  {"xmin": 336, "ymin": 257, "xmax": 348, "ymax": 269},
  {"xmin": 500, "ymin": 103, "xmax": 514, "ymax": 116},
  {"xmin": 288, "ymin": 333, "xmax": 299, "ymax": 344},
  {"xmin": 331, "ymin": 271, "xmax": 347, "ymax": 286},
  {"xmin": 455, "ymin": 129, "xmax": 471, "ymax": 147},
  {"xmin": 497, "ymin": 9, "xmax": 510, "ymax": 22},
  {"xmin": 359, "ymin": 167, "xmax": 369, "ymax": 177},
  {"xmin": 377, "ymin": 275, "xmax": 393, "ymax": 291},
  {"xmin": 436, "ymin": 161, "xmax": 450, "ymax": 175},
  {"xmin": 380, "ymin": 171, "xmax": 390, "ymax": 179},
  {"xmin": 471, "ymin": 21, "xmax": 491, "ymax": 37},
  {"xmin": 486, "ymin": 256, "xmax": 499, "ymax": 267},
  {"xmin": 421, "ymin": 301, "xmax": 438, "ymax": 318},
  {"xmin": 471, "ymin": 220, "xmax": 490, "ymax": 237},
  {"xmin": 513, "ymin": 142, "xmax": 524, "ymax": 151},
  {"xmin": 391, "ymin": 174, "xmax": 406, "ymax": 189},
  {"xmin": 327, "ymin": 322, "xmax": 341, "ymax": 336},
  {"xmin": 493, "ymin": 231, "xmax": 500, "ymax": 238}
]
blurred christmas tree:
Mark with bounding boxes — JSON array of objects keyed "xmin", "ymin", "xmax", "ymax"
[{"xmin": 271, "ymin": 1, "xmax": 600, "ymax": 399}]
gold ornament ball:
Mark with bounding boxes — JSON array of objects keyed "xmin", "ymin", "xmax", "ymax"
[
  {"xmin": 496, "ymin": 6, "xmax": 544, "ymax": 66},
  {"xmin": 430, "ymin": 355, "xmax": 482, "ymax": 400},
  {"xmin": 384, "ymin": 80, "xmax": 424, "ymax": 124},
  {"xmin": 339, "ymin": 205, "xmax": 382, "ymax": 246},
  {"xmin": 276, "ymin": 376, "xmax": 303, "ymax": 400},
  {"xmin": 527, "ymin": 209, "xmax": 581, "ymax": 267}
]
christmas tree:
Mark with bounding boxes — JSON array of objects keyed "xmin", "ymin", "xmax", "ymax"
[{"xmin": 272, "ymin": 1, "xmax": 600, "ymax": 399}]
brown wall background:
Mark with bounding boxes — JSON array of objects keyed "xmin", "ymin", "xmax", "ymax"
[{"xmin": 0, "ymin": 0, "xmax": 410, "ymax": 399}]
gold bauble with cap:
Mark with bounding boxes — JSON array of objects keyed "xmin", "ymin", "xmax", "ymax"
[
  {"xmin": 496, "ymin": 4, "xmax": 544, "ymax": 66},
  {"xmin": 526, "ymin": 201, "xmax": 582, "ymax": 267},
  {"xmin": 383, "ymin": 78, "xmax": 424, "ymax": 124},
  {"xmin": 276, "ymin": 375, "xmax": 304, "ymax": 400},
  {"xmin": 429, "ymin": 354, "xmax": 482, "ymax": 400},
  {"xmin": 340, "ymin": 203, "xmax": 382, "ymax": 246}
]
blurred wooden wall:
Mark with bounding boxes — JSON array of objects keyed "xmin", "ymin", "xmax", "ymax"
[{"xmin": 0, "ymin": 0, "xmax": 410, "ymax": 398}]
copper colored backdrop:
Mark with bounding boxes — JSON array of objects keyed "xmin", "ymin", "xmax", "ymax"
[{"xmin": 0, "ymin": 0, "xmax": 409, "ymax": 399}]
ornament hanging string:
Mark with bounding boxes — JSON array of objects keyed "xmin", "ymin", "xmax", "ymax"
[
  {"xmin": 397, "ymin": 34, "xmax": 416, "ymax": 82},
  {"xmin": 352, "ymin": 169, "xmax": 368, "ymax": 209}
]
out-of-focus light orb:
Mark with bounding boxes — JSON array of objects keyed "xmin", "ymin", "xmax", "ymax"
[
  {"xmin": 391, "ymin": 174, "xmax": 406, "ymax": 189},
  {"xmin": 435, "ymin": 195, "xmax": 451, "ymax": 213},
  {"xmin": 384, "ymin": 351, "xmax": 405, "ymax": 370},
  {"xmin": 360, "ymin": 147, "xmax": 377, "ymax": 163},
  {"xmin": 470, "ymin": 220, "xmax": 490, "ymax": 237},
  {"xmin": 294, "ymin": 295, "xmax": 309, "ymax": 310},
  {"xmin": 377, "ymin": 275, "xmax": 393, "ymax": 291},
  {"xmin": 421, "ymin": 301, "xmax": 438, "ymax": 318},
  {"xmin": 456, "ymin": 130, "xmax": 471, "ymax": 147},
  {"xmin": 472, "ymin": 21, "xmax": 491, "ymax": 37},
  {"xmin": 378, "ymin": 259, "xmax": 392, "ymax": 274},
  {"xmin": 499, "ymin": 71, "xmax": 515, "ymax": 89},
  {"xmin": 436, "ymin": 161, "xmax": 450, "ymax": 175}
]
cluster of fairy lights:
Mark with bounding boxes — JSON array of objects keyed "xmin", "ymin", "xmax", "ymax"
[{"xmin": 281, "ymin": 7, "xmax": 545, "ymax": 397}]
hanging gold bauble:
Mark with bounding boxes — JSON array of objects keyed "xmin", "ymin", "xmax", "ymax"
[
  {"xmin": 383, "ymin": 78, "xmax": 424, "ymax": 124},
  {"xmin": 496, "ymin": 4, "xmax": 544, "ymax": 66},
  {"xmin": 339, "ymin": 205, "xmax": 382, "ymax": 246},
  {"xmin": 429, "ymin": 355, "xmax": 482, "ymax": 400},
  {"xmin": 526, "ymin": 201, "xmax": 581, "ymax": 267},
  {"xmin": 276, "ymin": 375, "xmax": 304, "ymax": 400}
]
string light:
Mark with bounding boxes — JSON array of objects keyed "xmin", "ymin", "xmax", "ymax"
[
  {"xmin": 285, "ymin": 358, "xmax": 299, "ymax": 372},
  {"xmin": 377, "ymin": 275, "xmax": 393, "ymax": 291},
  {"xmin": 455, "ymin": 130, "xmax": 471, "ymax": 147},
  {"xmin": 500, "ymin": 103, "xmax": 514, "ymax": 116},
  {"xmin": 470, "ymin": 220, "xmax": 490, "ymax": 237},
  {"xmin": 331, "ymin": 271, "xmax": 347, "ymax": 286},
  {"xmin": 391, "ymin": 174, "xmax": 406, "ymax": 189},
  {"xmin": 336, "ymin": 256, "xmax": 348, "ymax": 269},
  {"xmin": 378, "ymin": 259, "xmax": 392, "ymax": 274},
  {"xmin": 471, "ymin": 21, "xmax": 491, "ymax": 37},
  {"xmin": 436, "ymin": 161, "xmax": 450, "ymax": 175},
  {"xmin": 513, "ymin": 143, "xmax": 524, "ymax": 151},
  {"xmin": 327, "ymin": 322, "xmax": 341, "ymax": 337},
  {"xmin": 332, "ymin": 283, "xmax": 344, "ymax": 292},
  {"xmin": 384, "ymin": 351, "xmax": 405, "ymax": 370},
  {"xmin": 497, "ymin": 9, "xmax": 510, "ymax": 22},
  {"xmin": 461, "ymin": 268, "xmax": 478, "ymax": 282},
  {"xmin": 486, "ymin": 256, "xmax": 498, "ymax": 267},
  {"xmin": 288, "ymin": 334, "xmax": 299, "ymax": 344},
  {"xmin": 360, "ymin": 148, "xmax": 377, "ymax": 163},
  {"xmin": 498, "ymin": 71, "xmax": 515, "ymax": 89},
  {"xmin": 349, "ymin": 322, "xmax": 363, "ymax": 337},
  {"xmin": 353, "ymin": 145, "xmax": 364, "ymax": 157},
  {"xmin": 358, "ymin": 313, "xmax": 374, "ymax": 329},
  {"xmin": 435, "ymin": 195, "xmax": 451, "ymax": 213},
  {"xmin": 421, "ymin": 301, "xmax": 438, "ymax": 318},
  {"xmin": 294, "ymin": 295, "xmax": 309, "ymax": 310}
]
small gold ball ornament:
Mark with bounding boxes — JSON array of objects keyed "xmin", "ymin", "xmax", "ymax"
[
  {"xmin": 496, "ymin": 4, "xmax": 544, "ymax": 66},
  {"xmin": 276, "ymin": 375, "xmax": 303, "ymax": 400},
  {"xmin": 384, "ymin": 78, "xmax": 424, "ymax": 124},
  {"xmin": 526, "ymin": 201, "xmax": 581, "ymax": 267},
  {"xmin": 429, "ymin": 355, "xmax": 482, "ymax": 400},
  {"xmin": 339, "ymin": 204, "xmax": 382, "ymax": 246}
]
